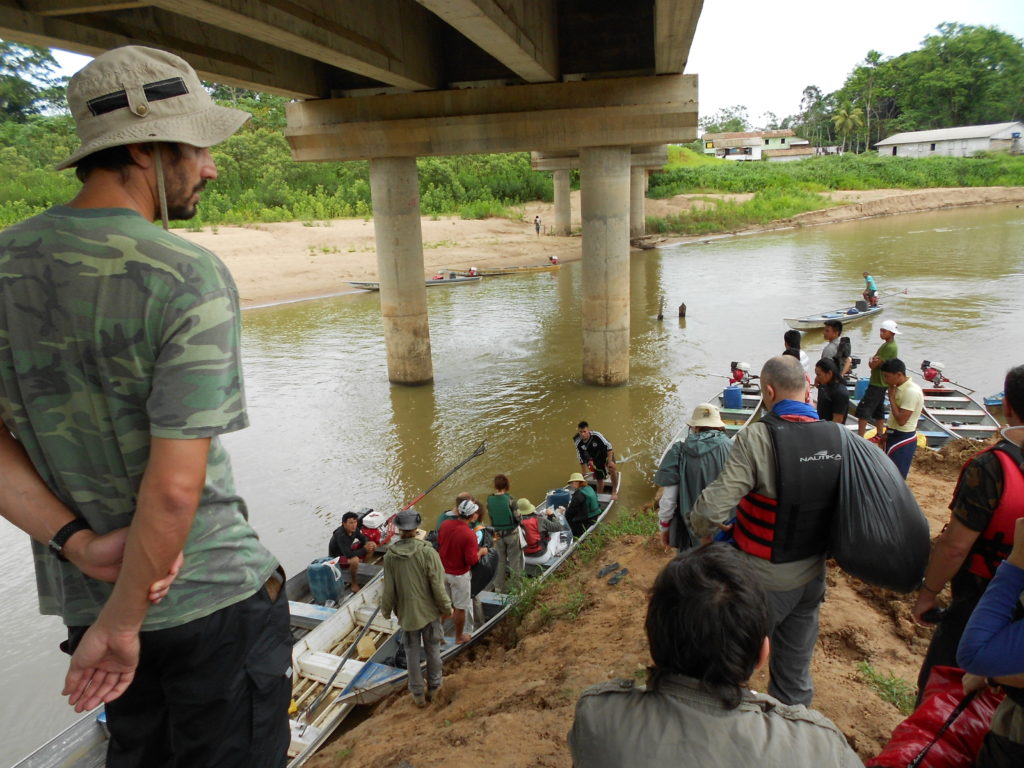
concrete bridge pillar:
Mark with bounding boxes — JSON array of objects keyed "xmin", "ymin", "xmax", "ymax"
[
  {"xmin": 553, "ymin": 168, "xmax": 571, "ymax": 235},
  {"xmin": 368, "ymin": 157, "xmax": 434, "ymax": 385},
  {"xmin": 630, "ymin": 166, "xmax": 646, "ymax": 239},
  {"xmin": 580, "ymin": 146, "xmax": 631, "ymax": 386}
]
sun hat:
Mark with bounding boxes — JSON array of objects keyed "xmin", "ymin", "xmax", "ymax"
[
  {"xmin": 56, "ymin": 46, "xmax": 250, "ymax": 170},
  {"xmin": 515, "ymin": 497, "xmax": 536, "ymax": 515},
  {"xmin": 880, "ymin": 320, "xmax": 901, "ymax": 335},
  {"xmin": 687, "ymin": 403, "xmax": 726, "ymax": 429},
  {"xmin": 457, "ymin": 499, "xmax": 480, "ymax": 518},
  {"xmin": 568, "ymin": 472, "xmax": 586, "ymax": 484},
  {"xmin": 395, "ymin": 509, "xmax": 422, "ymax": 531}
]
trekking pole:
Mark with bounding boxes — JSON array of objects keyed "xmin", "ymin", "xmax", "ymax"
[
  {"xmin": 401, "ymin": 440, "xmax": 486, "ymax": 510},
  {"xmin": 907, "ymin": 689, "xmax": 979, "ymax": 768}
]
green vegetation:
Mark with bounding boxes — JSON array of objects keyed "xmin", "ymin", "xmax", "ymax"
[
  {"xmin": 645, "ymin": 188, "xmax": 835, "ymax": 236},
  {"xmin": 857, "ymin": 662, "xmax": 916, "ymax": 715},
  {"xmin": 649, "ymin": 152, "xmax": 1024, "ymax": 197}
]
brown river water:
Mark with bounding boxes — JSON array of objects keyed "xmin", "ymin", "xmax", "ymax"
[{"xmin": 1, "ymin": 203, "xmax": 1022, "ymax": 762}]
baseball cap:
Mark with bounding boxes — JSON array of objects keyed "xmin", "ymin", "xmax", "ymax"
[
  {"xmin": 880, "ymin": 320, "xmax": 901, "ymax": 335},
  {"xmin": 57, "ymin": 46, "xmax": 249, "ymax": 170},
  {"xmin": 395, "ymin": 509, "xmax": 422, "ymax": 531},
  {"xmin": 457, "ymin": 499, "xmax": 479, "ymax": 518}
]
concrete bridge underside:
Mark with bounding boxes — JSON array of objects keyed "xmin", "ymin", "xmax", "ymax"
[{"xmin": 2, "ymin": 0, "xmax": 704, "ymax": 386}]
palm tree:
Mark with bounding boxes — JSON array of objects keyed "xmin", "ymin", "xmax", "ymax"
[{"xmin": 831, "ymin": 106, "xmax": 864, "ymax": 153}]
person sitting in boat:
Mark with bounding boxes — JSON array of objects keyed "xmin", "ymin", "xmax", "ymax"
[
  {"xmin": 568, "ymin": 545, "xmax": 862, "ymax": 767},
  {"xmin": 565, "ymin": 472, "xmax": 601, "ymax": 537},
  {"xmin": 863, "ymin": 271, "xmax": 878, "ymax": 306},
  {"xmin": 654, "ymin": 403, "xmax": 732, "ymax": 551},
  {"xmin": 519, "ymin": 497, "xmax": 563, "ymax": 558},
  {"xmin": 813, "ymin": 358, "xmax": 849, "ymax": 424},
  {"xmin": 328, "ymin": 511, "xmax": 378, "ymax": 593}
]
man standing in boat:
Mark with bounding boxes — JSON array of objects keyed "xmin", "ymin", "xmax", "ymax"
[
  {"xmin": 380, "ymin": 508, "xmax": 453, "ymax": 707},
  {"xmin": 879, "ymin": 358, "xmax": 924, "ymax": 478},
  {"xmin": 863, "ymin": 271, "xmax": 878, "ymax": 306},
  {"xmin": 574, "ymin": 421, "xmax": 619, "ymax": 498},
  {"xmin": 0, "ymin": 47, "xmax": 290, "ymax": 766},
  {"xmin": 912, "ymin": 364, "xmax": 1024, "ymax": 703},
  {"xmin": 438, "ymin": 499, "xmax": 488, "ymax": 643},
  {"xmin": 856, "ymin": 320, "xmax": 900, "ymax": 439}
]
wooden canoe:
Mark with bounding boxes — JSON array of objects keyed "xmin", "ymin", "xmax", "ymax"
[
  {"xmin": 784, "ymin": 304, "xmax": 883, "ymax": 331},
  {"xmin": 448, "ymin": 264, "xmax": 559, "ymax": 277}
]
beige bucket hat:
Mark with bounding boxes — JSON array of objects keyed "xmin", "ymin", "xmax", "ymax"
[
  {"xmin": 568, "ymin": 472, "xmax": 587, "ymax": 484},
  {"xmin": 515, "ymin": 497, "xmax": 536, "ymax": 515},
  {"xmin": 57, "ymin": 46, "xmax": 249, "ymax": 170},
  {"xmin": 687, "ymin": 403, "xmax": 726, "ymax": 429}
]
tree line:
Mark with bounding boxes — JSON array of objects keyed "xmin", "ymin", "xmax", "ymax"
[{"xmin": 700, "ymin": 23, "xmax": 1024, "ymax": 152}]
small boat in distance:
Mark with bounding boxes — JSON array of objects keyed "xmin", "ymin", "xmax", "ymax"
[
  {"xmin": 784, "ymin": 303, "xmax": 883, "ymax": 331},
  {"xmin": 448, "ymin": 264, "xmax": 559, "ymax": 277},
  {"xmin": 349, "ymin": 272, "xmax": 482, "ymax": 291}
]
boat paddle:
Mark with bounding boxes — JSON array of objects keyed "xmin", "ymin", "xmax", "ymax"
[
  {"xmin": 298, "ymin": 604, "xmax": 381, "ymax": 735},
  {"xmin": 400, "ymin": 440, "xmax": 486, "ymax": 510}
]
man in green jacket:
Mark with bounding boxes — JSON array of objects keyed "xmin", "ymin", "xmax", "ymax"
[{"xmin": 380, "ymin": 509, "xmax": 453, "ymax": 707}]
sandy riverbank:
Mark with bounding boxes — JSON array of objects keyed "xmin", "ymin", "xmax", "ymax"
[
  {"xmin": 304, "ymin": 442, "xmax": 980, "ymax": 767},
  {"xmin": 180, "ymin": 186, "xmax": 1024, "ymax": 308}
]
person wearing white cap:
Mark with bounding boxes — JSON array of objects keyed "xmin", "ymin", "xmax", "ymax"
[
  {"xmin": 0, "ymin": 46, "xmax": 288, "ymax": 765},
  {"xmin": 654, "ymin": 404, "xmax": 732, "ymax": 550},
  {"xmin": 856, "ymin": 319, "xmax": 900, "ymax": 438},
  {"xmin": 438, "ymin": 498, "xmax": 488, "ymax": 643}
]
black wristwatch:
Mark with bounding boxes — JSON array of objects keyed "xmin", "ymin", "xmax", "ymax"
[{"xmin": 48, "ymin": 518, "xmax": 91, "ymax": 561}]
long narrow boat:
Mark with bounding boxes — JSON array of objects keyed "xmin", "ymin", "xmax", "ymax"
[
  {"xmin": 311, "ymin": 473, "xmax": 620, "ymax": 718},
  {"xmin": 13, "ymin": 564, "xmax": 381, "ymax": 768},
  {"xmin": 846, "ymin": 385, "xmax": 952, "ymax": 449},
  {"xmin": 348, "ymin": 274, "xmax": 481, "ymax": 291},
  {"xmin": 448, "ymin": 264, "xmax": 559, "ymax": 277},
  {"xmin": 784, "ymin": 304, "xmax": 883, "ymax": 331},
  {"xmin": 919, "ymin": 385, "xmax": 1001, "ymax": 443}
]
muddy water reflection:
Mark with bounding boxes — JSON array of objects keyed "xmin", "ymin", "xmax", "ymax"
[{"xmin": 2, "ymin": 204, "xmax": 1022, "ymax": 763}]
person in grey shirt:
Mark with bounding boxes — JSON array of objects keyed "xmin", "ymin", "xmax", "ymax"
[{"xmin": 568, "ymin": 545, "xmax": 862, "ymax": 768}]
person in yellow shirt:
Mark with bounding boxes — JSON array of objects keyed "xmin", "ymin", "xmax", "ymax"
[{"xmin": 880, "ymin": 358, "xmax": 924, "ymax": 478}]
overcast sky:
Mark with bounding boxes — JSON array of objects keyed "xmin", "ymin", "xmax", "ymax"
[
  {"xmin": 52, "ymin": 0, "xmax": 1024, "ymax": 129},
  {"xmin": 688, "ymin": 0, "xmax": 1024, "ymax": 127}
]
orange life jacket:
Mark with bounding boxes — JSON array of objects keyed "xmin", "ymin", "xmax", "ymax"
[{"xmin": 522, "ymin": 516, "xmax": 543, "ymax": 554}]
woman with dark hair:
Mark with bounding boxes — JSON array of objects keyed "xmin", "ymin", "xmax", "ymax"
[
  {"xmin": 814, "ymin": 358, "xmax": 850, "ymax": 424},
  {"xmin": 568, "ymin": 546, "xmax": 861, "ymax": 767}
]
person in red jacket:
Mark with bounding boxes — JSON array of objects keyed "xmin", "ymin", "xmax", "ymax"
[{"xmin": 438, "ymin": 499, "xmax": 488, "ymax": 643}]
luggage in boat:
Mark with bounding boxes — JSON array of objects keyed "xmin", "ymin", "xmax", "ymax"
[
  {"xmin": 307, "ymin": 556, "xmax": 346, "ymax": 604},
  {"xmin": 546, "ymin": 488, "xmax": 571, "ymax": 510},
  {"xmin": 830, "ymin": 428, "xmax": 931, "ymax": 592}
]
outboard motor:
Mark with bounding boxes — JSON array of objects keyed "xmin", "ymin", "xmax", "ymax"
[
  {"xmin": 921, "ymin": 360, "xmax": 945, "ymax": 387},
  {"xmin": 359, "ymin": 507, "xmax": 400, "ymax": 550},
  {"xmin": 729, "ymin": 361, "xmax": 752, "ymax": 387}
]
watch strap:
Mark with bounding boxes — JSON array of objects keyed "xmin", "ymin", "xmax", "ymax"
[{"xmin": 49, "ymin": 518, "xmax": 91, "ymax": 561}]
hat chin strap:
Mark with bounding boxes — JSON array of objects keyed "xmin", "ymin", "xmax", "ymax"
[{"xmin": 152, "ymin": 143, "xmax": 170, "ymax": 230}]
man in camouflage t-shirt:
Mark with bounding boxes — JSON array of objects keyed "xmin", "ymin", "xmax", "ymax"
[{"xmin": 0, "ymin": 47, "xmax": 288, "ymax": 767}]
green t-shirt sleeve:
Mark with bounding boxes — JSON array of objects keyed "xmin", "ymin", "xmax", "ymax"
[{"xmin": 148, "ymin": 286, "xmax": 248, "ymax": 438}]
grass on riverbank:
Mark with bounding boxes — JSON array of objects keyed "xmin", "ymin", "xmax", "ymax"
[
  {"xmin": 649, "ymin": 151, "xmax": 1024, "ymax": 198},
  {"xmin": 645, "ymin": 187, "xmax": 837, "ymax": 236}
]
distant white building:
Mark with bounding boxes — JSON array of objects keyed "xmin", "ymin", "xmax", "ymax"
[
  {"xmin": 875, "ymin": 122, "xmax": 1024, "ymax": 157},
  {"xmin": 702, "ymin": 129, "xmax": 812, "ymax": 162}
]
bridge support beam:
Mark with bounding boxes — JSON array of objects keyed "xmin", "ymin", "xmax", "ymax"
[
  {"xmin": 630, "ymin": 167, "xmax": 647, "ymax": 239},
  {"xmin": 553, "ymin": 169, "xmax": 571, "ymax": 236},
  {"xmin": 581, "ymin": 146, "xmax": 631, "ymax": 386},
  {"xmin": 368, "ymin": 157, "xmax": 434, "ymax": 386}
]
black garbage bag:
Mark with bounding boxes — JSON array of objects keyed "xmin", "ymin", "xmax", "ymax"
[
  {"xmin": 471, "ymin": 527, "xmax": 498, "ymax": 596},
  {"xmin": 831, "ymin": 428, "xmax": 931, "ymax": 592}
]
